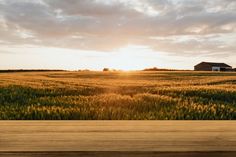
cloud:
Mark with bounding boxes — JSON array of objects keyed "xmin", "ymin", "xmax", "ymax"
[{"xmin": 0, "ymin": 0, "xmax": 235, "ymax": 56}]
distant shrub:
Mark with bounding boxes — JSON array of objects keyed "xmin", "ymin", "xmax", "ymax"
[
  {"xmin": 103, "ymin": 68, "xmax": 109, "ymax": 72},
  {"xmin": 143, "ymin": 67, "xmax": 176, "ymax": 71}
]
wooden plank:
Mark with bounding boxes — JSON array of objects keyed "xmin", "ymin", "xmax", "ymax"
[
  {"xmin": 0, "ymin": 121, "xmax": 236, "ymax": 153},
  {"xmin": 1, "ymin": 152, "xmax": 236, "ymax": 157}
]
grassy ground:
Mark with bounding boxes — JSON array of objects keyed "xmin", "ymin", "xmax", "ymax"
[{"xmin": 0, "ymin": 71, "xmax": 236, "ymax": 120}]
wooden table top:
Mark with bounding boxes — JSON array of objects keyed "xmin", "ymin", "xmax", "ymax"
[{"xmin": 0, "ymin": 121, "xmax": 236, "ymax": 156}]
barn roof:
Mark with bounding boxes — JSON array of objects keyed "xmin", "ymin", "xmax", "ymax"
[{"xmin": 199, "ymin": 62, "xmax": 232, "ymax": 67}]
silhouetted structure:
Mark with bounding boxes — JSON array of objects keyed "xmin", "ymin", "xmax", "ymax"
[{"xmin": 194, "ymin": 62, "xmax": 232, "ymax": 71}]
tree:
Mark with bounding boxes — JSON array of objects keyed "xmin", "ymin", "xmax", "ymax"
[{"xmin": 103, "ymin": 68, "xmax": 109, "ymax": 72}]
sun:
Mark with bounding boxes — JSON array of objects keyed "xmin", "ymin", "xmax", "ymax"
[{"xmin": 109, "ymin": 45, "xmax": 152, "ymax": 71}]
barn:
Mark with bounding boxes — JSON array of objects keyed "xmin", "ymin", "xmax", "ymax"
[{"xmin": 194, "ymin": 62, "xmax": 232, "ymax": 71}]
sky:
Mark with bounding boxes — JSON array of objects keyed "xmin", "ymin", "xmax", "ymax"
[{"xmin": 0, "ymin": 0, "xmax": 236, "ymax": 70}]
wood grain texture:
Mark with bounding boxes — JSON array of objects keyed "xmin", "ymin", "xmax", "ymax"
[
  {"xmin": 1, "ymin": 152, "xmax": 236, "ymax": 157},
  {"xmin": 0, "ymin": 121, "xmax": 236, "ymax": 155}
]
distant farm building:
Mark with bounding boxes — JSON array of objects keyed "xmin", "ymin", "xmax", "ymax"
[{"xmin": 194, "ymin": 62, "xmax": 232, "ymax": 71}]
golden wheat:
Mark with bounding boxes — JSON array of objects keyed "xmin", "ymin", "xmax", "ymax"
[{"xmin": 0, "ymin": 71, "xmax": 235, "ymax": 120}]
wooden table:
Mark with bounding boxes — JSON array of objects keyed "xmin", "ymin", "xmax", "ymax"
[{"xmin": 0, "ymin": 121, "xmax": 236, "ymax": 157}]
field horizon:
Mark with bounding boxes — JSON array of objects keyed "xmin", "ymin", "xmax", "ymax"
[{"xmin": 0, "ymin": 67, "xmax": 191, "ymax": 72}]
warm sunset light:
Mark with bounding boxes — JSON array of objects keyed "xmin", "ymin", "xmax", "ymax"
[
  {"xmin": 1, "ymin": 3, "xmax": 236, "ymax": 156},
  {"xmin": 1, "ymin": 0, "xmax": 236, "ymax": 122},
  {"xmin": 0, "ymin": 0, "xmax": 235, "ymax": 70}
]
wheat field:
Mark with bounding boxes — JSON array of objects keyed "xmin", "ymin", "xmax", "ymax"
[{"xmin": 0, "ymin": 71, "xmax": 236, "ymax": 120}]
